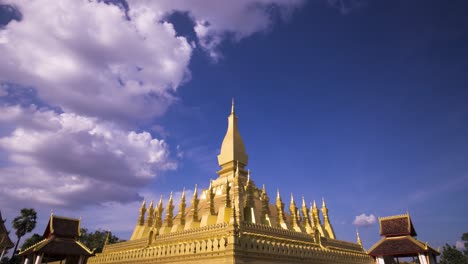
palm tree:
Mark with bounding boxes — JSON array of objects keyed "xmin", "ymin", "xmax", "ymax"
[{"xmin": 11, "ymin": 208, "xmax": 37, "ymax": 257}]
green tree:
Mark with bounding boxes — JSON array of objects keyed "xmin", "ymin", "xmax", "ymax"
[
  {"xmin": 20, "ymin": 233, "xmax": 42, "ymax": 251},
  {"xmin": 462, "ymin": 233, "xmax": 468, "ymax": 256},
  {"xmin": 11, "ymin": 208, "xmax": 37, "ymax": 257},
  {"xmin": 440, "ymin": 243, "xmax": 468, "ymax": 264},
  {"xmin": 78, "ymin": 228, "xmax": 121, "ymax": 253}
]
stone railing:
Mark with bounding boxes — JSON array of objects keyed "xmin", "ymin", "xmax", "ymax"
[
  {"xmin": 236, "ymin": 235, "xmax": 373, "ymax": 264},
  {"xmin": 102, "ymin": 238, "xmax": 148, "ymax": 253},
  {"xmin": 321, "ymin": 237, "xmax": 364, "ymax": 252},
  {"xmin": 88, "ymin": 235, "xmax": 231, "ymax": 264},
  {"xmin": 241, "ymin": 222, "xmax": 314, "ymax": 242}
]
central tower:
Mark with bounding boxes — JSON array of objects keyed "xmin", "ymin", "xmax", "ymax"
[{"xmin": 217, "ymin": 99, "xmax": 248, "ymax": 178}]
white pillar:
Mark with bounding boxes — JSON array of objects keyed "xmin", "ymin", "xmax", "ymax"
[
  {"xmin": 418, "ymin": 253, "xmax": 428, "ymax": 264},
  {"xmin": 376, "ymin": 256, "xmax": 385, "ymax": 264},
  {"xmin": 78, "ymin": 255, "xmax": 84, "ymax": 264},
  {"xmin": 0, "ymin": 248, "xmax": 6, "ymax": 260},
  {"xmin": 24, "ymin": 257, "xmax": 29, "ymax": 264},
  {"xmin": 34, "ymin": 253, "xmax": 43, "ymax": 264}
]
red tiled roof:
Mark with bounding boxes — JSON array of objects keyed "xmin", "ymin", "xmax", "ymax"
[
  {"xmin": 379, "ymin": 214, "xmax": 417, "ymax": 237},
  {"xmin": 19, "ymin": 237, "xmax": 93, "ymax": 256},
  {"xmin": 368, "ymin": 236, "xmax": 439, "ymax": 257},
  {"xmin": 43, "ymin": 215, "xmax": 80, "ymax": 239}
]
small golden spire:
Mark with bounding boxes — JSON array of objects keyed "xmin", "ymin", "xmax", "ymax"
[
  {"xmin": 276, "ymin": 189, "xmax": 286, "ymax": 226},
  {"xmin": 313, "ymin": 200, "xmax": 317, "ymax": 209},
  {"xmin": 322, "ymin": 197, "xmax": 326, "ymax": 208},
  {"xmin": 302, "ymin": 196, "xmax": 306, "ymax": 208},
  {"xmin": 138, "ymin": 198, "xmax": 147, "ymax": 226},
  {"xmin": 193, "ymin": 184, "xmax": 198, "ymax": 198},
  {"xmin": 158, "ymin": 194, "xmax": 162, "ymax": 208},
  {"xmin": 179, "ymin": 188, "xmax": 187, "ymax": 225},
  {"xmin": 289, "ymin": 193, "xmax": 299, "ymax": 228},
  {"xmin": 191, "ymin": 184, "xmax": 199, "ymax": 222},
  {"xmin": 356, "ymin": 229, "xmax": 362, "ymax": 247},
  {"xmin": 154, "ymin": 195, "xmax": 164, "ymax": 229},
  {"xmin": 165, "ymin": 192, "xmax": 174, "ymax": 227},
  {"xmin": 260, "ymin": 184, "xmax": 270, "ymax": 218},
  {"xmin": 147, "ymin": 199, "xmax": 155, "ymax": 227}
]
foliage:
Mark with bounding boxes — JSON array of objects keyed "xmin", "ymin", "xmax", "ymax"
[
  {"xmin": 462, "ymin": 233, "xmax": 468, "ymax": 256},
  {"xmin": 79, "ymin": 228, "xmax": 121, "ymax": 253},
  {"xmin": 2, "ymin": 255, "xmax": 20, "ymax": 264},
  {"xmin": 11, "ymin": 208, "xmax": 37, "ymax": 257},
  {"xmin": 20, "ymin": 233, "xmax": 42, "ymax": 251},
  {"xmin": 440, "ymin": 243, "xmax": 468, "ymax": 264}
]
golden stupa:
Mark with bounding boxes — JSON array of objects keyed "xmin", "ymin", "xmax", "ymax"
[{"xmin": 89, "ymin": 101, "xmax": 373, "ymax": 264}]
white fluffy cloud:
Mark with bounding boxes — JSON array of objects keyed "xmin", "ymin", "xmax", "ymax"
[
  {"xmin": 353, "ymin": 213, "xmax": 376, "ymax": 227},
  {"xmin": 0, "ymin": 0, "xmax": 304, "ymax": 120},
  {"xmin": 0, "ymin": 105, "xmax": 175, "ymax": 207},
  {"xmin": 134, "ymin": 0, "xmax": 304, "ymax": 60},
  {"xmin": 0, "ymin": 0, "xmax": 306, "ymax": 232},
  {"xmin": 0, "ymin": 0, "xmax": 192, "ymax": 120}
]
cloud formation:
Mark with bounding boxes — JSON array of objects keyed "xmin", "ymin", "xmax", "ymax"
[
  {"xmin": 133, "ymin": 0, "xmax": 305, "ymax": 60},
  {"xmin": 0, "ymin": 0, "xmax": 305, "ymax": 216},
  {"xmin": 353, "ymin": 213, "xmax": 376, "ymax": 227},
  {"xmin": 0, "ymin": 0, "xmax": 192, "ymax": 121},
  {"xmin": 0, "ymin": 105, "xmax": 175, "ymax": 207}
]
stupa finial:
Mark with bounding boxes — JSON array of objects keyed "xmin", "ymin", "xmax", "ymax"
[
  {"xmin": 231, "ymin": 97, "xmax": 235, "ymax": 114},
  {"xmin": 217, "ymin": 100, "xmax": 248, "ymax": 169}
]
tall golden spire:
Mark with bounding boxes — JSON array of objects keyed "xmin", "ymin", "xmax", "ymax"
[
  {"xmin": 155, "ymin": 195, "xmax": 164, "ymax": 229},
  {"xmin": 138, "ymin": 199, "xmax": 146, "ymax": 226},
  {"xmin": 301, "ymin": 196, "xmax": 312, "ymax": 230},
  {"xmin": 321, "ymin": 197, "xmax": 336, "ymax": 239},
  {"xmin": 260, "ymin": 184, "xmax": 270, "ymax": 217},
  {"xmin": 147, "ymin": 199, "xmax": 154, "ymax": 227},
  {"xmin": 178, "ymin": 189, "xmax": 187, "ymax": 225},
  {"xmin": 165, "ymin": 192, "xmax": 174, "ymax": 227},
  {"xmin": 191, "ymin": 184, "xmax": 199, "ymax": 222},
  {"xmin": 217, "ymin": 100, "xmax": 248, "ymax": 173},
  {"xmin": 276, "ymin": 189, "xmax": 286, "ymax": 227},
  {"xmin": 289, "ymin": 193, "xmax": 299, "ymax": 229},
  {"xmin": 208, "ymin": 181, "xmax": 215, "ymax": 215}
]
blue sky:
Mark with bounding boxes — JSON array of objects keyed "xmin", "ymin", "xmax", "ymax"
[{"xmin": 0, "ymin": 0, "xmax": 467, "ymax": 251}]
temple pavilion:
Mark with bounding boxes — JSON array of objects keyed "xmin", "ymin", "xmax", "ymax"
[
  {"xmin": 19, "ymin": 214, "xmax": 94, "ymax": 264},
  {"xmin": 368, "ymin": 214, "xmax": 440, "ymax": 264},
  {"xmin": 88, "ymin": 102, "xmax": 373, "ymax": 264},
  {"xmin": 0, "ymin": 210, "xmax": 14, "ymax": 261}
]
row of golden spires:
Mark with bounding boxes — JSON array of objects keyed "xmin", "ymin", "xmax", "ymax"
[{"xmin": 135, "ymin": 178, "xmax": 333, "ymax": 235}]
